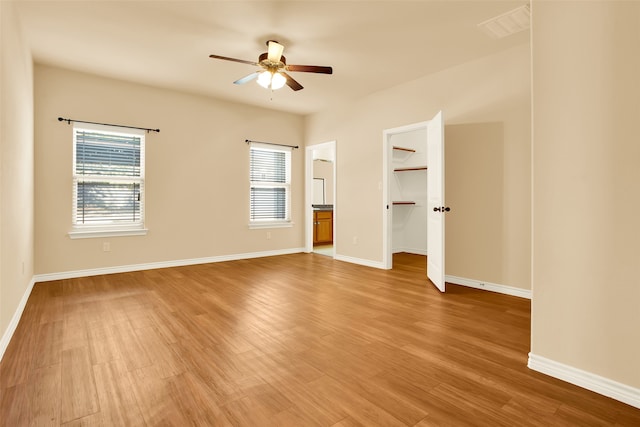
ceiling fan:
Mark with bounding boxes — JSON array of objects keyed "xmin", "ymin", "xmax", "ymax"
[{"xmin": 209, "ymin": 40, "xmax": 333, "ymax": 91}]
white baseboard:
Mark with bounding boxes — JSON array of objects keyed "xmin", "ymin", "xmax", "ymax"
[
  {"xmin": 445, "ymin": 274, "xmax": 531, "ymax": 299},
  {"xmin": 334, "ymin": 254, "xmax": 386, "ymax": 270},
  {"xmin": 0, "ymin": 277, "xmax": 36, "ymax": 362},
  {"xmin": 528, "ymin": 352, "xmax": 640, "ymax": 409},
  {"xmin": 34, "ymin": 247, "xmax": 305, "ymax": 283}
]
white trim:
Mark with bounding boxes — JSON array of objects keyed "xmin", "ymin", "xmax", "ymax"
[
  {"xmin": 305, "ymin": 145, "xmax": 314, "ymax": 253},
  {"xmin": 248, "ymin": 222, "xmax": 293, "ymax": 229},
  {"xmin": 0, "ymin": 277, "xmax": 36, "ymax": 362},
  {"xmin": 445, "ymin": 274, "xmax": 532, "ymax": 299},
  {"xmin": 34, "ymin": 247, "xmax": 305, "ymax": 282},
  {"xmin": 68, "ymin": 228, "xmax": 148, "ymax": 239},
  {"xmin": 528, "ymin": 352, "xmax": 640, "ymax": 409},
  {"xmin": 334, "ymin": 254, "xmax": 386, "ymax": 270}
]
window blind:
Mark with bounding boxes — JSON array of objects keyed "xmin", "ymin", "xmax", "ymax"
[
  {"xmin": 73, "ymin": 126, "xmax": 144, "ymax": 226},
  {"xmin": 249, "ymin": 146, "xmax": 290, "ymax": 222},
  {"xmin": 75, "ymin": 131, "xmax": 141, "ymax": 177}
]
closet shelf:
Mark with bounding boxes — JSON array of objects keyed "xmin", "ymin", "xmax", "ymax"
[
  {"xmin": 392, "ymin": 146, "xmax": 416, "ymax": 153},
  {"xmin": 394, "ymin": 166, "xmax": 427, "ymax": 172},
  {"xmin": 392, "ymin": 201, "xmax": 416, "ymax": 205}
]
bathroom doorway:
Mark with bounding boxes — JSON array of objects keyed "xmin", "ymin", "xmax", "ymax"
[{"xmin": 305, "ymin": 141, "xmax": 336, "ymax": 257}]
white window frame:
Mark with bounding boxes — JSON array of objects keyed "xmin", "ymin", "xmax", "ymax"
[
  {"xmin": 68, "ymin": 122, "xmax": 148, "ymax": 239},
  {"xmin": 249, "ymin": 143, "xmax": 293, "ymax": 229}
]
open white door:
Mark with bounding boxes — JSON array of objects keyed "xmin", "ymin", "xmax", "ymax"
[{"xmin": 427, "ymin": 111, "xmax": 445, "ymax": 292}]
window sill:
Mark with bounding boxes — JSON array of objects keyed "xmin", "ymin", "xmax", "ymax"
[
  {"xmin": 248, "ymin": 221, "xmax": 293, "ymax": 230},
  {"xmin": 68, "ymin": 227, "xmax": 148, "ymax": 239}
]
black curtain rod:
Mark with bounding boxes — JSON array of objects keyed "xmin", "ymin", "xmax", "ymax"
[
  {"xmin": 58, "ymin": 117, "xmax": 160, "ymax": 133},
  {"xmin": 245, "ymin": 139, "xmax": 298, "ymax": 149}
]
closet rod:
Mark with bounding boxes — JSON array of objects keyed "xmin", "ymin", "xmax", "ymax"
[
  {"xmin": 245, "ymin": 139, "xmax": 299, "ymax": 149},
  {"xmin": 58, "ymin": 117, "xmax": 160, "ymax": 133}
]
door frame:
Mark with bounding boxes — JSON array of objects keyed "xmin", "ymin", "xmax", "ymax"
[
  {"xmin": 382, "ymin": 121, "xmax": 429, "ymax": 269},
  {"xmin": 305, "ymin": 141, "xmax": 337, "ymax": 254}
]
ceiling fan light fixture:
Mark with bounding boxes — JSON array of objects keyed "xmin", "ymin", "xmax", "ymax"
[
  {"xmin": 257, "ymin": 70, "xmax": 286, "ymax": 90},
  {"xmin": 271, "ymin": 72, "xmax": 286, "ymax": 90},
  {"xmin": 257, "ymin": 70, "xmax": 272, "ymax": 88},
  {"xmin": 210, "ymin": 40, "xmax": 331, "ymax": 92}
]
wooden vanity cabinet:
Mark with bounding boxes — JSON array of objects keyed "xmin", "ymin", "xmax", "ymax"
[{"xmin": 313, "ymin": 210, "xmax": 333, "ymax": 245}]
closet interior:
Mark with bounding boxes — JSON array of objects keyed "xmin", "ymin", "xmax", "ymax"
[{"xmin": 390, "ymin": 127, "xmax": 428, "ymax": 256}]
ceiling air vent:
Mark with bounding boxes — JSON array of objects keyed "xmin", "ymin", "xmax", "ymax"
[{"xmin": 478, "ymin": 4, "xmax": 530, "ymax": 39}]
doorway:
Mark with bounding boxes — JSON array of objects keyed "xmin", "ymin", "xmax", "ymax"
[
  {"xmin": 383, "ymin": 122, "xmax": 429, "ymax": 270},
  {"xmin": 382, "ymin": 112, "xmax": 445, "ymax": 291},
  {"xmin": 305, "ymin": 141, "xmax": 336, "ymax": 257}
]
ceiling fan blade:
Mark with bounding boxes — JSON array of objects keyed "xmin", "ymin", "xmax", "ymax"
[
  {"xmin": 209, "ymin": 54, "xmax": 258, "ymax": 66},
  {"xmin": 234, "ymin": 72, "xmax": 260, "ymax": 85},
  {"xmin": 287, "ymin": 64, "xmax": 333, "ymax": 74},
  {"xmin": 281, "ymin": 72, "xmax": 303, "ymax": 91},
  {"xmin": 267, "ymin": 40, "xmax": 284, "ymax": 63}
]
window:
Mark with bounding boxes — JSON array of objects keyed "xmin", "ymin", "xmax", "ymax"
[
  {"xmin": 69, "ymin": 123, "xmax": 146, "ymax": 238},
  {"xmin": 249, "ymin": 144, "xmax": 292, "ymax": 227}
]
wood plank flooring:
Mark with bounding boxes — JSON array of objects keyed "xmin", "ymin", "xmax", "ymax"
[{"xmin": 1, "ymin": 253, "xmax": 638, "ymax": 426}]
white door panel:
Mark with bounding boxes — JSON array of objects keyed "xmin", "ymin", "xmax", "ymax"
[{"xmin": 427, "ymin": 111, "xmax": 445, "ymax": 292}]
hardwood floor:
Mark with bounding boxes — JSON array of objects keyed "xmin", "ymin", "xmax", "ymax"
[{"xmin": 1, "ymin": 253, "xmax": 638, "ymax": 426}]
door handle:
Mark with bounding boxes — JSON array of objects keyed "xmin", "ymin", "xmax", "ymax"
[{"xmin": 433, "ymin": 207, "xmax": 441, "ymax": 212}]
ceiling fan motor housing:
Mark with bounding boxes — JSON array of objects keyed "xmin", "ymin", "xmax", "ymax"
[{"xmin": 259, "ymin": 52, "xmax": 286, "ymax": 70}]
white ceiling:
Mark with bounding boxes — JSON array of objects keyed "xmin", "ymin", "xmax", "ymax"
[{"xmin": 14, "ymin": 0, "xmax": 529, "ymax": 115}]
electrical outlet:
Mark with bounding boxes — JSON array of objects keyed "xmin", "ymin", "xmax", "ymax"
[
  {"xmin": 266, "ymin": 231, "xmax": 272, "ymax": 240},
  {"xmin": 103, "ymin": 242, "xmax": 111, "ymax": 252},
  {"xmin": 353, "ymin": 236, "xmax": 358, "ymax": 245}
]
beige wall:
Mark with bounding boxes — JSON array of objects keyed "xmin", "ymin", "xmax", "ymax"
[
  {"xmin": 313, "ymin": 159, "xmax": 334, "ymax": 204},
  {"xmin": 305, "ymin": 44, "xmax": 531, "ymax": 290},
  {"xmin": 0, "ymin": 2, "xmax": 35, "ymax": 351},
  {"xmin": 34, "ymin": 65, "xmax": 305, "ymax": 275},
  {"xmin": 445, "ymin": 123, "xmax": 504, "ymax": 283},
  {"xmin": 531, "ymin": 1, "xmax": 640, "ymax": 388}
]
